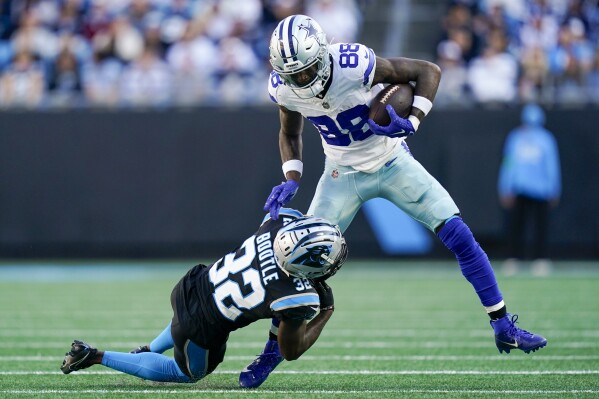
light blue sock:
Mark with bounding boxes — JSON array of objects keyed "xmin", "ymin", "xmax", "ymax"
[
  {"xmin": 102, "ymin": 351, "xmax": 190, "ymax": 383},
  {"xmin": 149, "ymin": 322, "xmax": 174, "ymax": 353}
]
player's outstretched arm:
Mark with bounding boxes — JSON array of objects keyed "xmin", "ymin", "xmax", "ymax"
[
  {"xmin": 264, "ymin": 106, "xmax": 305, "ymax": 220},
  {"xmin": 279, "ymin": 105, "xmax": 304, "ymax": 173},
  {"xmin": 277, "ymin": 282, "xmax": 334, "ymax": 361}
]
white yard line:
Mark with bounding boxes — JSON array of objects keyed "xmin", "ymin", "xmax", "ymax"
[
  {"xmin": 1, "ymin": 370, "xmax": 598, "ymax": 375},
  {"xmin": 0, "ymin": 341, "xmax": 597, "ymax": 349},
  {"xmin": 1, "ymin": 329, "xmax": 598, "ymax": 338},
  {"xmin": 1, "ymin": 389, "xmax": 599, "ymax": 395},
  {"xmin": 2, "ymin": 355, "xmax": 599, "ymax": 362}
]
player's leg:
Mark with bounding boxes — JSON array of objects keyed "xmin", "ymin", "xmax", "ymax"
[
  {"xmin": 530, "ymin": 198, "xmax": 552, "ymax": 276},
  {"xmin": 532, "ymin": 198, "xmax": 549, "ymax": 260},
  {"xmin": 307, "ymin": 158, "xmax": 367, "ymax": 232},
  {"xmin": 383, "ymin": 144, "xmax": 505, "ymax": 312},
  {"xmin": 240, "ymin": 159, "xmax": 365, "ymax": 389},
  {"xmin": 131, "ymin": 321, "xmax": 174, "ymax": 354},
  {"xmin": 510, "ymin": 195, "xmax": 527, "ymax": 260},
  {"xmin": 98, "ymin": 316, "xmax": 219, "ymax": 383},
  {"xmin": 60, "ymin": 338, "xmax": 192, "ymax": 382},
  {"xmin": 382, "ymin": 143, "xmax": 547, "ymax": 353},
  {"xmin": 170, "ymin": 316, "xmax": 224, "ymax": 382}
]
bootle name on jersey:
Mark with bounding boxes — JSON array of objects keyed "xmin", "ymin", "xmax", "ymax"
[
  {"xmin": 174, "ymin": 210, "xmax": 320, "ymax": 348},
  {"xmin": 207, "ymin": 209, "xmax": 319, "ymax": 328},
  {"xmin": 268, "ymin": 43, "xmax": 405, "ymax": 173}
]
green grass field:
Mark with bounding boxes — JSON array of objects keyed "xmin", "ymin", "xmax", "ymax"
[{"xmin": 1, "ymin": 260, "xmax": 598, "ymax": 399}]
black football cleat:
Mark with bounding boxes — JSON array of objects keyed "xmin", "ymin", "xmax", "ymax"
[
  {"xmin": 130, "ymin": 345, "xmax": 151, "ymax": 354},
  {"xmin": 61, "ymin": 340, "xmax": 98, "ymax": 374}
]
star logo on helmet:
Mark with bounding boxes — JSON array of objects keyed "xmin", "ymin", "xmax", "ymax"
[{"xmin": 299, "ymin": 21, "xmax": 319, "ymax": 41}]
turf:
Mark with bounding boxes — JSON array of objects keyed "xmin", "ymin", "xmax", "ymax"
[{"xmin": 0, "ymin": 260, "xmax": 598, "ymax": 398}]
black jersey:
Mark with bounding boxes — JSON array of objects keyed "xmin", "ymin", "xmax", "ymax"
[{"xmin": 171, "ymin": 209, "xmax": 320, "ymax": 349}]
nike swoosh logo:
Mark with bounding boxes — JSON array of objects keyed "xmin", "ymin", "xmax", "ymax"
[
  {"xmin": 385, "ymin": 157, "xmax": 397, "ymax": 167},
  {"xmin": 498, "ymin": 339, "xmax": 519, "ymax": 348},
  {"xmin": 396, "ymin": 129, "xmax": 406, "ymax": 134}
]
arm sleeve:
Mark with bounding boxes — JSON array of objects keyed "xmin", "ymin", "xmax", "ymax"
[{"xmin": 271, "ymin": 293, "xmax": 319, "ymax": 320}]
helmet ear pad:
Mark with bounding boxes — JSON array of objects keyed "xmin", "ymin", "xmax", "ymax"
[{"xmin": 274, "ymin": 217, "xmax": 347, "ymax": 280}]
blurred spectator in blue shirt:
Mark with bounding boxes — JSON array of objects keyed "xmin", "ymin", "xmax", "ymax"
[
  {"xmin": 47, "ymin": 46, "xmax": 83, "ymax": 107},
  {"xmin": 498, "ymin": 103, "xmax": 561, "ymax": 275},
  {"xmin": 0, "ymin": 50, "xmax": 45, "ymax": 108},
  {"xmin": 305, "ymin": 0, "xmax": 361, "ymax": 44},
  {"xmin": 548, "ymin": 19, "xmax": 595, "ymax": 104},
  {"xmin": 467, "ymin": 28, "xmax": 518, "ymax": 105},
  {"xmin": 81, "ymin": 46, "xmax": 122, "ymax": 106},
  {"xmin": 588, "ymin": 48, "xmax": 599, "ymax": 103},
  {"xmin": 519, "ymin": 45, "xmax": 548, "ymax": 103},
  {"xmin": 435, "ymin": 39, "xmax": 470, "ymax": 107},
  {"xmin": 11, "ymin": 8, "xmax": 59, "ymax": 61},
  {"xmin": 166, "ymin": 21, "xmax": 219, "ymax": 105},
  {"xmin": 119, "ymin": 44, "xmax": 172, "ymax": 106}
]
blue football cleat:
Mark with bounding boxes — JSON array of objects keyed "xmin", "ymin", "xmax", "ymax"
[
  {"xmin": 239, "ymin": 339, "xmax": 284, "ymax": 388},
  {"xmin": 491, "ymin": 314, "xmax": 547, "ymax": 354}
]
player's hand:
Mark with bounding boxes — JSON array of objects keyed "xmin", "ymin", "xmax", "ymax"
[
  {"xmin": 367, "ymin": 105, "xmax": 416, "ymax": 138},
  {"xmin": 313, "ymin": 281, "xmax": 334, "ymax": 310},
  {"xmin": 264, "ymin": 180, "xmax": 300, "ymax": 220}
]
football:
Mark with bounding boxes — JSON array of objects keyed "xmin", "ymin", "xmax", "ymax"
[{"xmin": 368, "ymin": 83, "xmax": 414, "ymax": 126}]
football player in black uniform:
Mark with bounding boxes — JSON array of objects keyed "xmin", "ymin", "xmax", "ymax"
[{"xmin": 60, "ymin": 208, "xmax": 347, "ymax": 386}]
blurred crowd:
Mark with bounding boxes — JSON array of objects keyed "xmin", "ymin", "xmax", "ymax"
[
  {"xmin": 435, "ymin": 0, "xmax": 599, "ymax": 107},
  {"xmin": 3, "ymin": 0, "xmax": 597, "ymax": 110},
  {"xmin": 0, "ymin": 0, "xmax": 361, "ymax": 108}
]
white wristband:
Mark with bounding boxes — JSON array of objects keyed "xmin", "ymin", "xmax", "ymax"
[
  {"xmin": 412, "ymin": 96, "xmax": 433, "ymax": 116},
  {"xmin": 408, "ymin": 115, "xmax": 421, "ymax": 131},
  {"xmin": 282, "ymin": 159, "xmax": 303, "ymax": 177}
]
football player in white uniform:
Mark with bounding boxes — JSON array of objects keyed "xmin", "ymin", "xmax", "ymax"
[{"xmin": 239, "ymin": 15, "xmax": 547, "ymax": 389}]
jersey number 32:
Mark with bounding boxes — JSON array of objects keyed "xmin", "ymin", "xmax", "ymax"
[{"xmin": 208, "ymin": 236, "xmax": 265, "ymax": 321}]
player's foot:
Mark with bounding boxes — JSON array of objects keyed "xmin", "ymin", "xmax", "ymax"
[
  {"xmin": 491, "ymin": 314, "xmax": 547, "ymax": 354},
  {"xmin": 61, "ymin": 340, "xmax": 98, "ymax": 374},
  {"xmin": 130, "ymin": 345, "xmax": 151, "ymax": 354},
  {"xmin": 239, "ymin": 339, "xmax": 284, "ymax": 388}
]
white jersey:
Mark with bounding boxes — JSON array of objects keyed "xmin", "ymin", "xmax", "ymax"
[{"xmin": 268, "ymin": 43, "xmax": 404, "ymax": 173}]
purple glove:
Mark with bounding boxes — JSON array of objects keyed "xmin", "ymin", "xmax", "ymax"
[
  {"xmin": 264, "ymin": 180, "xmax": 300, "ymax": 220},
  {"xmin": 367, "ymin": 105, "xmax": 416, "ymax": 138}
]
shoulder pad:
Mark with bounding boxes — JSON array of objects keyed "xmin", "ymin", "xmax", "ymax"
[
  {"xmin": 268, "ymin": 71, "xmax": 285, "ymax": 104},
  {"xmin": 330, "ymin": 43, "xmax": 376, "ymax": 88}
]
